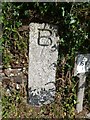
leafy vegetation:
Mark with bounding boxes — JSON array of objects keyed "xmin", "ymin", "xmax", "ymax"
[{"xmin": 1, "ymin": 2, "xmax": 90, "ymax": 119}]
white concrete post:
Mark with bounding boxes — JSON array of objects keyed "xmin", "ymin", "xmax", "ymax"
[
  {"xmin": 74, "ymin": 54, "xmax": 90, "ymax": 113},
  {"xmin": 76, "ymin": 73, "xmax": 86, "ymax": 113},
  {"xmin": 28, "ymin": 23, "xmax": 59, "ymax": 106}
]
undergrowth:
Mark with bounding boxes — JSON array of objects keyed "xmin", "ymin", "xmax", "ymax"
[{"xmin": 1, "ymin": 2, "xmax": 90, "ymax": 119}]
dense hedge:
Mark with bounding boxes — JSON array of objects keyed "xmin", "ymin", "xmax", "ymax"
[{"xmin": 1, "ymin": 2, "xmax": 90, "ymax": 118}]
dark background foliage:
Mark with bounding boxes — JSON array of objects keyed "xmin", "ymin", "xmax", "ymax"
[{"xmin": 1, "ymin": 2, "xmax": 90, "ymax": 118}]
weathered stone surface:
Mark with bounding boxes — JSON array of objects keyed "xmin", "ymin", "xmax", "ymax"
[
  {"xmin": 3, "ymin": 68, "xmax": 22, "ymax": 77},
  {"xmin": 28, "ymin": 23, "xmax": 59, "ymax": 106}
]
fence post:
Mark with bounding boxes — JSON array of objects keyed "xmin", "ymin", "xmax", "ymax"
[
  {"xmin": 76, "ymin": 73, "xmax": 86, "ymax": 113},
  {"xmin": 74, "ymin": 54, "xmax": 90, "ymax": 113}
]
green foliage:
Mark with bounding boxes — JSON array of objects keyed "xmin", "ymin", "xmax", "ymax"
[
  {"xmin": 2, "ymin": 3, "xmax": 28, "ymax": 68},
  {"xmin": 2, "ymin": 89, "xmax": 21, "ymax": 118},
  {"xmin": 1, "ymin": 86, "xmax": 30, "ymax": 118},
  {"xmin": 1, "ymin": 2, "xmax": 90, "ymax": 119}
]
